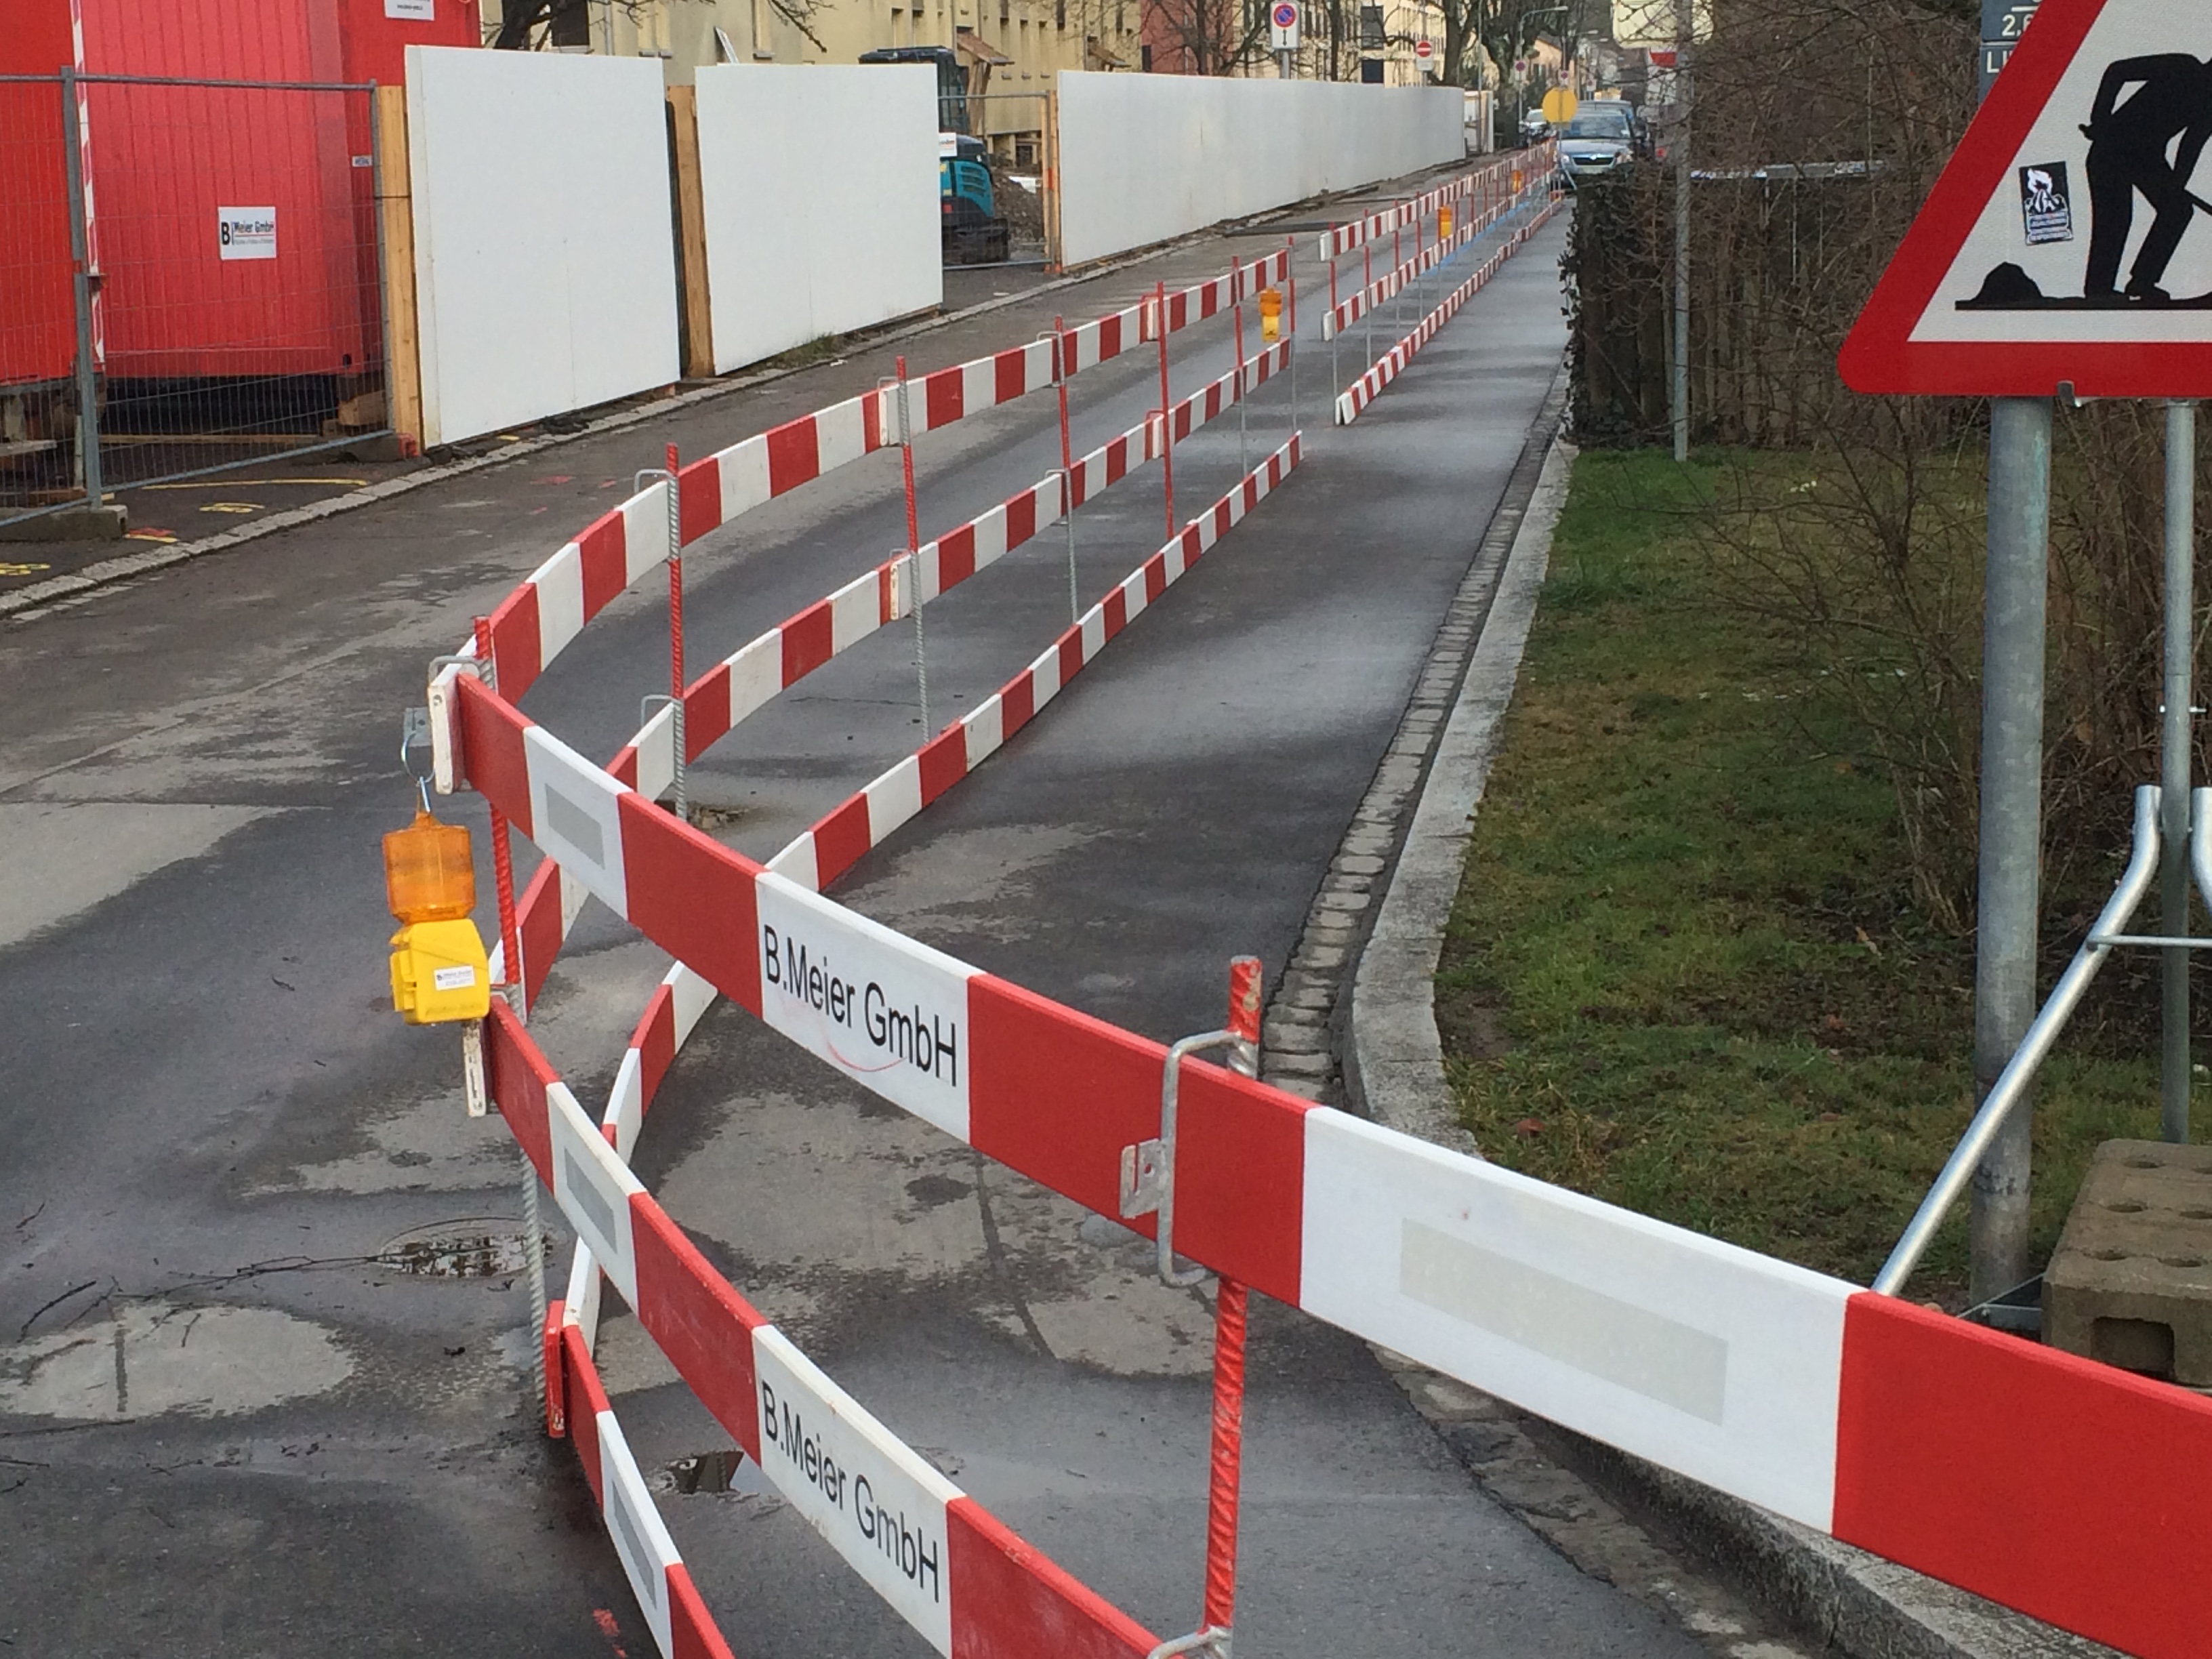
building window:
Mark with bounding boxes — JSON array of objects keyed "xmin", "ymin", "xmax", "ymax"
[
  {"xmin": 1115, "ymin": 1, "xmax": 1124, "ymax": 31},
  {"xmin": 1055, "ymin": 0, "xmax": 1065, "ymax": 28},
  {"xmin": 1141, "ymin": 41, "xmax": 1151, "ymax": 69}
]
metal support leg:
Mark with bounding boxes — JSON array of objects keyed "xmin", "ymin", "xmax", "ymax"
[
  {"xmin": 59, "ymin": 68, "xmax": 102, "ymax": 515},
  {"xmin": 2165, "ymin": 400, "xmax": 2197, "ymax": 1145},
  {"xmin": 470, "ymin": 614, "xmax": 544, "ymax": 1412},
  {"xmin": 1971, "ymin": 396, "xmax": 2053, "ymax": 1300},
  {"xmin": 665, "ymin": 443, "xmax": 687, "ymax": 823},
  {"xmin": 897, "ymin": 359, "xmax": 928, "ymax": 737}
]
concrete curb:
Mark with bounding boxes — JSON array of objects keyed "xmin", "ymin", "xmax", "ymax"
[
  {"xmin": 0, "ymin": 162, "xmax": 1473, "ymax": 626},
  {"xmin": 1335, "ymin": 429, "xmax": 2119, "ymax": 1659}
]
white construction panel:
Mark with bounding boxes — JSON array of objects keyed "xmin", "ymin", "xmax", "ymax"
[
  {"xmin": 406, "ymin": 48, "xmax": 679, "ymax": 447},
  {"xmin": 695, "ymin": 65, "xmax": 942, "ymax": 374},
  {"xmin": 1057, "ymin": 73, "xmax": 1463, "ymax": 266}
]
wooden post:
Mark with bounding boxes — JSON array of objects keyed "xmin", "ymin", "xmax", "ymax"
[
  {"xmin": 666, "ymin": 85, "xmax": 715, "ymax": 380},
  {"xmin": 1041, "ymin": 84, "xmax": 1062, "ymax": 273},
  {"xmin": 373, "ymin": 84, "xmax": 424, "ymax": 455}
]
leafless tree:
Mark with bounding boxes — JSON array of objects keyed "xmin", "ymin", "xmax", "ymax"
[{"xmin": 489, "ymin": 0, "xmax": 823, "ymax": 53}]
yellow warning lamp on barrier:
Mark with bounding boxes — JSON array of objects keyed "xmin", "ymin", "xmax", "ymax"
[
  {"xmin": 1258, "ymin": 287, "xmax": 1284, "ymax": 342},
  {"xmin": 1438, "ymin": 204, "xmax": 1454, "ymax": 241},
  {"xmin": 384, "ymin": 808, "xmax": 491, "ymax": 1025}
]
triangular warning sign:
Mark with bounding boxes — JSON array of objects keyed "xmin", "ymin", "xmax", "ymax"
[{"xmin": 1841, "ymin": 0, "xmax": 2212, "ymax": 397}]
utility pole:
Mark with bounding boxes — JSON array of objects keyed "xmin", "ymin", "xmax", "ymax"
[
  {"xmin": 1671, "ymin": 0, "xmax": 1691, "ymax": 463},
  {"xmin": 2164, "ymin": 401, "xmax": 2197, "ymax": 1146},
  {"xmin": 1971, "ymin": 396, "xmax": 2052, "ymax": 1301}
]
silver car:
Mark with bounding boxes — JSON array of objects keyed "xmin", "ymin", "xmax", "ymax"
[{"xmin": 1557, "ymin": 102, "xmax": 1637, "ymax": 186}]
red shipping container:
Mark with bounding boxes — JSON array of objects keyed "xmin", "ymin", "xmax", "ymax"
[{"xmin": 0, "ymin": 0, "xmax": 477, "ymax": 391}]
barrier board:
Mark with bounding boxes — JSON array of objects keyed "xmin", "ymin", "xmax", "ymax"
[
  {"xmin": 405, "ymin": 47, "xmax": 679, "ymax": 448},
  {"xmin": 694, "ymin": 64, "xmax": 942, "ymax": 374}
]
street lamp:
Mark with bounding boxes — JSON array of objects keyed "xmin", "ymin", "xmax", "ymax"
[{"xmin": 1514, "ymin": 4, "xmax": 1568, "ymax": 144}]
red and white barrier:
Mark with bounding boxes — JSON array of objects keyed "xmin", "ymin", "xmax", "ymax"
[
  {"xmin": 488, "ymin": 1030, "xmax": 1162, "ymax": 1659},
  {"xmin": 466, "ymin": 257, "xmax": 1296, "ymax": 711},
  {"xmin": 771, "ymin": 438, "xmax": 1303, "ymax": 893},
  {"xmin": 899, "ymin": 250, "xmax": 1290, "ymax": 442},
  {"xmin": 1315, "ymin": 151, "xmax": 1520, "ymax": 260},
  {"xmin": 478, "ymin": 340, "xmax": 1294, "ymax": 1007},
  {"xmin": 424, "ymin": 197, "xmax": 2212, "ymax": 1659},
  {"xmin": 1320, "ymin": 187, "xmax": 1526, "ymax": 342},
  {"xmin": 1335, "ymin": 198, "xmax": 1561, "ymax": 427}
]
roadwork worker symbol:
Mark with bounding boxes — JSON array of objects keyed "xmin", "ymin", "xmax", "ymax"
[
  {"xmin": 1963, "ymin": 49, "xmax": 2212, "ymax": 310},
  {"xmin": 2020, "ymin": 163, "xmax": 2075, "ymax": 243}
]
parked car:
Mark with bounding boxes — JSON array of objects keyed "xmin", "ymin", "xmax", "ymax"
[
  {"xmin": 1518, "ymin": 108, "xmax": 1553, "ymax": 146},
  {"xmin": 1555, "ymin": 102, "xmax": 1638, "ymax": 186}
]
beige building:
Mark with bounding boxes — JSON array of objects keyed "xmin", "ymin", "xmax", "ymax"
[{"xmin": 483, "ymin": 0, "xmax": 1142, "ymax": 162}]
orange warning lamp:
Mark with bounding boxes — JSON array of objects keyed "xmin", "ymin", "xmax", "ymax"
[
  {"xmin": 384, "ymin": 810, "xmax": 491, "ymax": 1025},
  {"xmin": 1438, "ymin": 204, "xmax": 1454, "ymax": 241},
  {"xmin": 1258, "ymin": 287, "xmax": 1284, "ymax": 342},
  {"xmin": 384, "ymin": 809, "xmax": 476, "ymax": 923}
]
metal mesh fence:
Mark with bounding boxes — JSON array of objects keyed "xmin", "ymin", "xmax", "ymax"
[{"xmin": 0, "ymin": 71, "xmax": 388, "ymax": 529}]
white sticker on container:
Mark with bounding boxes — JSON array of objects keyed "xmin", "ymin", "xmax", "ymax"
[
  {"xmin": 432, "ymin": 964, "xmax": 476, "ymax": 992},
  {"xmin": 217, "ymin": 207, "xmax": 276, "ymax": 262},
  {"xmin": 385, "ymin": 0, "xmax": 436, "ymax": 18}
]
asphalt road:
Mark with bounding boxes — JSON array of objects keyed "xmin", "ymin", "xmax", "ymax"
[{"xmin": 0, "ymin": 183, "xmax": 1701, "ymax": 1659}]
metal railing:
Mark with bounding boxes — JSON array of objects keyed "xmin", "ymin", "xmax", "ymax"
[{"xmin": 1874, "ymin": 784, "xmax": 2212, "ymax": 1294}]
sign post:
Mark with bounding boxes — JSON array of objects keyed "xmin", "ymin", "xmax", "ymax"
[
  {"xmin": 1270, "ymin": 1, "xmax": 1298, "ymax": 77},
  {"xmin": 1842, "ymin": 0, "xmax": 2212, "ymax": 1294}
]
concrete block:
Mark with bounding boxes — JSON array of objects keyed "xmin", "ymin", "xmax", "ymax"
[
  {"xmin": 0, "ymin": 504, "xmax": 125, "ymax": 542},
  {"xmin": 2043, "ymin": 1139, "xmax": 2212, "ymax": 1385}
]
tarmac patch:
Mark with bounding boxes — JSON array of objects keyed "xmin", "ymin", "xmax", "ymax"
[{"xmin": 0, "ymin": 1301, "xmax": 353, "ymax": 1421}]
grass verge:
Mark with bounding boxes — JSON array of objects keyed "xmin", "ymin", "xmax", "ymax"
[{"xmin": 1435, "ymin": 449, "xmax": 2165, "ymax": 1298}]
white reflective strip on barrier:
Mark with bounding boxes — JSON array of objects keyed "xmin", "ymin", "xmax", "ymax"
[
  {"xmin": 1298, "ymin": 1109, "xmax": 1850, "ymax": 1529},
  {"xmin": 724, "ymin": 632, "xmax": 785, "ymax": 726},
  {"xmin": 531, "ymin": 544, "xmax": 588, "ymax": 664},
  {"xmin": 830, "ymin": 569, "xmax": 881, "ymax": 653},
  {"xmin": 962, "ymin": 699, "xmax": 1003, "ymax": 769},
  {"xmin": 754, "ymin": 872, "xmax": 976, "ymax": 1141},
  {"xmin": 715, "ymin": 432, "xmax": 772, "ymax": 523},
  {"xmin": 1079, "ymin": 607, "xmax": 1106, "ymax": 662},
  {"xmin": 751, "ymin": 1326, "xmax": 960, "ymax": 1655},
  {"xmin": 1161, "ymin": 535, "xmax": 1187, "ymax": 583},
  {"xmin": 766, "ymin": 832, "xmax": 819, "ymax": 889},
  {"xmin": 608, "ymin": 1045, "xmax": 645, "ymax": 1160},
  {"xmin": 960, "ymin": 359, "xmax": 994, "ymax": 415},
  {"xmin": 1118, "ymin": 566, "xmax": 1149, "ymax": 624},
  {"xmin": 816, "ymin": 398, "xmax": 869, "ymax": 473},
  {"xmin": 621, "ymin": 483, "xmax": 672, "ymax": 581},
  {"xmin": 524, "ymin": 725, "xmax": 632, "ymax": 920},
  {"xmin": 596, "ymin": 1410, "xmax": 682, "ymax": 1659},
  {"xmin": 972, "ymin": 505, "xmax": 1010, "ymax": 571},
  {"xmin": 864, "ymin": 756, "xmax": 924, "ymax": 840},
  {"xmin": 1027, "ymin": 636, "xmax": 1063, "ymax": 708},
  {"xmin": 565, "ymin": 1244, "xmax": 601, "ymax": 1346},
  {"xmin": 548, "ymin": 1081, "xmax": 645, "ymax": 1306},
  {"xmin": 634, "ymin": 702, "xmax": 677, "ymax": 802},
  {"xmin": 670, "ymin": 964, "xmax": 717, "ymax": 1043},
  {"xmin": 915, "ymin": 543, "xmax": 944, "ymax": 605}
]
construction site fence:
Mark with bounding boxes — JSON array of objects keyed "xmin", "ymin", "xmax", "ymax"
[{"xmin": 0, "ymin": 70, "xmax": 388, "ymax": 531}]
